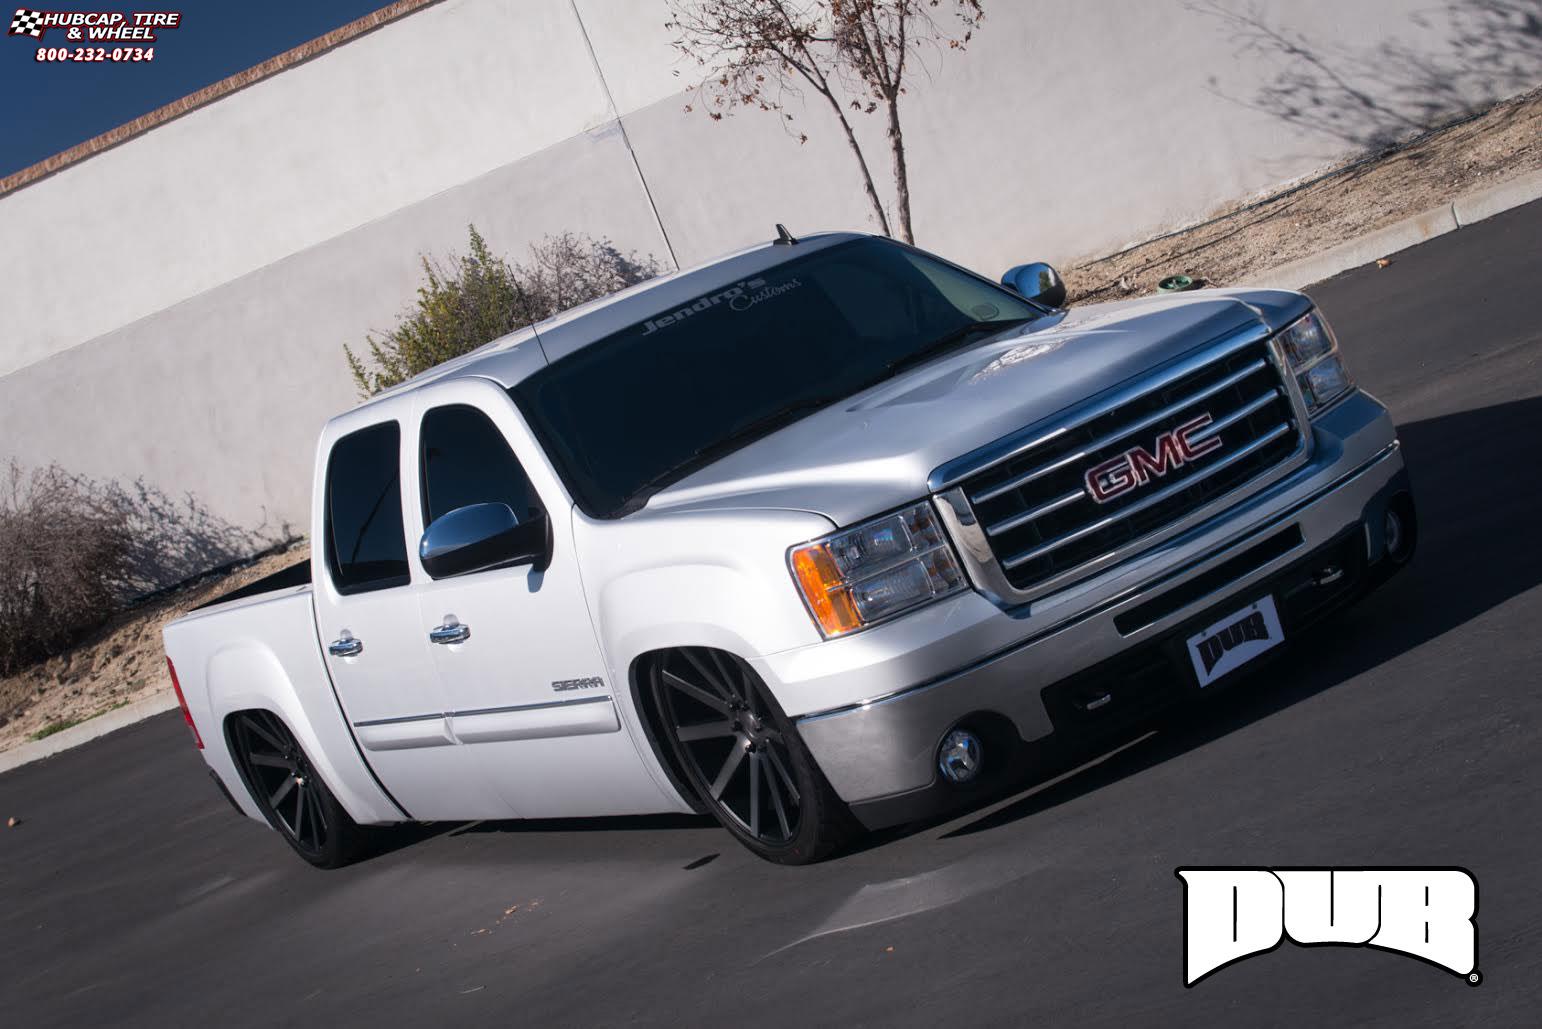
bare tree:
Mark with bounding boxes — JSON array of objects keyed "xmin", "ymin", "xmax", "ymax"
[
  {"xmin": 667, "ymin": 0, "xmax": 984, "ymax": 243},
  {"xmin": 0, "ymin": 460, "xmax": 270, "ymax": 675}
]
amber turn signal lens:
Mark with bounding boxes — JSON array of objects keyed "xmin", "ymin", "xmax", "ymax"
[
  {"xmin": 790, "ymin": 544, "xmax": 863, "ymax": 637},
  {"xmin": 790, "ymin": 502, "xmax": 968, "ymax": 638}
]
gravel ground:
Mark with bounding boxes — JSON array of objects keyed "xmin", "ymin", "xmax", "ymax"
[{"xmin": 1064, "ymin": 87, "xmax": 1542, "ymax": 302}]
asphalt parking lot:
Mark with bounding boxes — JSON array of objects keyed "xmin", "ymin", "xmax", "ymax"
[{"xmin": 2, "ymin": 200, "xmax": 1538, "ymax": 1027}]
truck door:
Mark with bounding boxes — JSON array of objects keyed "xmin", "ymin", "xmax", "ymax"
[
  {"xmin": 311, "ymin": 417, "xmax": 518, "ymax": 821},
  {"xmin": 408, "ymin": 382, "xmax": 669, "ymax": 818}
]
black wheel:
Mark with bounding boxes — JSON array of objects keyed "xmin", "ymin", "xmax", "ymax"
[
  {"xmin": 229, "ymin": 710, "xmax": 370, "ymax": 869},
  {"xmin": 650, "ymin": 648, "xmax": 856, "ymax": 864}
]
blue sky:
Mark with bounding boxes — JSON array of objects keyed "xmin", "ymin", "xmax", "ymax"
[{"xmin": 0, "ymin": 1, "xmax": 395, "ymax": 179}]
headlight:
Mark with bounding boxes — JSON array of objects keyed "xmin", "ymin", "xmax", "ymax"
[
  {"xmin": 789, "ymin": 501, "xmax": 966, "ymax": 638},
  {"xmin": 1279, "ymin": 310, "xmax": 1354, "ymax": 416}
]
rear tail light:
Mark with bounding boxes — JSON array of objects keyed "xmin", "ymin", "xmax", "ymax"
[{"xmin": 167, "ymin": 657, "xmax": 203, "ymax": 749}]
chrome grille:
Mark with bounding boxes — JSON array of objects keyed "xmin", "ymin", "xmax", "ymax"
[{"xmin": 957, "ymin": 339, "xmax": 1303, "ymax": 593}]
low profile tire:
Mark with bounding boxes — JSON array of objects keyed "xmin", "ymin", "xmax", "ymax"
[
  {"xmin": 650, "ymin": 648, "xmax": 857, "ymax": 864},
  {"xmin": 229, "ymin": 710, "xmax": 371, "ymax": 869}
]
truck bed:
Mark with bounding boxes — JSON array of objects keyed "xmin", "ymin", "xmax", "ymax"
[
  {"xmin": 163, "ymin": 565, "xmax": 407, "ymax": 828},
  {"xmin": 191, "ymin": 557, "xmax": 310, "ymax": 613}
]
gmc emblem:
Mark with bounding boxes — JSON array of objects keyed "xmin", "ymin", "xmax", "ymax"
[{"xmin": 1084, "ymin": 413, "xmax": 1224, "ymax": 503}]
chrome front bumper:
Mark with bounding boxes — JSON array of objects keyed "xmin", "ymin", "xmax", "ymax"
[{"xmin": 776, "ymin": 390, "xmax": 1409, "ymax": 816}]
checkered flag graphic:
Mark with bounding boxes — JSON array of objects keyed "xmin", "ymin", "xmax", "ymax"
[{"xmin": 9, "ymin": 8, "xmax": 44, "ymax": 37}]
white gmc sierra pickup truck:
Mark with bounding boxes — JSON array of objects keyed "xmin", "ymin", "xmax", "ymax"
[{"xmin": 164, "ymin": 229, "xmax": 1416, "ymax": 866}]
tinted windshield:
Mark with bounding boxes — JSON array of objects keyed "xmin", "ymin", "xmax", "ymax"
[{"xmin": 512, "ymin": 238, "xmax": 1043, "ymax": 518}]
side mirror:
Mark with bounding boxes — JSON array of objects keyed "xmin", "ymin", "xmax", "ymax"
[
  {"xmin": 419, "ymin": 502, "xmax": 547, "ymax": 579},
  {"xmin": 1002, "ymin": 262, "xmax": 1067, "ymax": 309}
]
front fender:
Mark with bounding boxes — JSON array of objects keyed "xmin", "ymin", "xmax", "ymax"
[
  {"xmin": 573, "ymin": 507, "xmax": 834, "ymax": 803},
  {"xmin": 579, "ymin": 508, "xmax": 832, "ymax": 670},
  {"xmin": 600, "ymin": 564, "xmax": 796, "ymax": 669}
]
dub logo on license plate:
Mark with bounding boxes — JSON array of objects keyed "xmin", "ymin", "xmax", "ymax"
[{"xmin": 1185, "ymin": 595, "xmax": 1284, "ymax": 687}]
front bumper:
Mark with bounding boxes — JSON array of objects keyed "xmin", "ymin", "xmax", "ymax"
[{"xmin": 776, "ymin": 390, "xmax": 1413, "ymax": 827}]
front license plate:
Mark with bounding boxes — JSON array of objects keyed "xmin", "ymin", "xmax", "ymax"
[{"xmin": 1185, "ymin": 595, "xmax": 1285, "ymax": 688}]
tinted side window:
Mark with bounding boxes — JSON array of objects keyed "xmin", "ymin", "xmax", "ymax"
[
  {"xmin": 420, "ymin": 405, "xmax": 544, "ymax": 526},
  {"xmin": 325, "ymin": 422, "xmax": 410, "ymax": 594}
]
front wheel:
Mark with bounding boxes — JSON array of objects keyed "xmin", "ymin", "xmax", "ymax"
[
  {"xmin": 650, "ymin": 649, "xmax": 857, "ymax": 864},
  {"xmin": 229, "ymin": 710, "xmax": 372, "ymax": 869}
]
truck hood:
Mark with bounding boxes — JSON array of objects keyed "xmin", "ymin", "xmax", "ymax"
[{"xmin": 646, "ymin": 288, "xmax": 1309, "ymax": 527}]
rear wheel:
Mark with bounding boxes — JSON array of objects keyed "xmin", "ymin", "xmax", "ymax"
[
  {"xmin": 229, "ymin": 710, "xmax": 371, "ymax": 869},
  {"xmin": 650, "ymin": 648, "xmax": 856, "ymax": 864}
]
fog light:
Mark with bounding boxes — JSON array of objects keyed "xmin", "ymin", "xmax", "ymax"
[
  {"xmin": 938, "ymin": 729, "xmax": 984, "ymax": 785},
  {"xmin": 1385, "ymin": 506, "xmax": 1411, "ymax": 562}
]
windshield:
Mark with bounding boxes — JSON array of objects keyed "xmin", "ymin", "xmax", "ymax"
[{"xmin": 512, "ymin": 237, "xmax": 1044, "ymax": 518}]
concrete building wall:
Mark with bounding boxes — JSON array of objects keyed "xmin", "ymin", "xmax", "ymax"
[
  {"xmin": 0, "ymin": 126, "xmax": 668, "ymax": 540},
  {"xmin": 2, "ymin": 0, "xmax": 1537, "ymax": 565}
]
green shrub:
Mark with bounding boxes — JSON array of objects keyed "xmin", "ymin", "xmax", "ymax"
[
  {"xmin": 30, "ymin": 717, "xmax": 82, "ymax": 741},
  {"xmin": 345, "ymin": 226, "xmax": 665, "ymax": 397}
]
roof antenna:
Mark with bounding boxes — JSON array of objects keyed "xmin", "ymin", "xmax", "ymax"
[{"xmin": 773, "ymin": 223, "xmax": 799, "ymax": 245}]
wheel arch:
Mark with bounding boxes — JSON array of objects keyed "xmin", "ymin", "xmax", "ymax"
[
  {"xmin": 627, "ymin": 648, "xmax": 713, "ymax": 816},
  {"xmin": 221, "ymin": 706, "xmax": 294, "ymax": 832},
  {"xmin": 202, "ymin": 641, "xmax": 403, "ymax": 825}
]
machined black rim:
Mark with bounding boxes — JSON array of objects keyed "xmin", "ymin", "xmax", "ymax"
[
  {"xmin": 232, "ymin": 711, "xmax": 329, "ymax": 857},
  {"xmin": 654, "ymin": 649, "xmax": 802, "ymax": 846}
]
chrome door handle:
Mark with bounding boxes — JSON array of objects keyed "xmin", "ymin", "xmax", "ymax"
[
  {"xmin": 328, "ymin": 637, "xmax": 363, "ymax": 658},
  {"xmin": 429, "ymin": 623, "xmax": 471, "ymax": 645}
]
